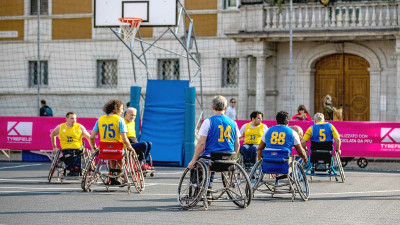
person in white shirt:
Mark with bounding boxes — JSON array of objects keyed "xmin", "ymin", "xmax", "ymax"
[
  {"xmin": 225, "ymin": 98, "xmax": 237, "ymax": 120},
  {"xmin": 239, "ymin": 111, "xmax": 268, "ymax": 167}
]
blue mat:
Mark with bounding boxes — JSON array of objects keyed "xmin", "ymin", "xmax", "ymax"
[{"xmin": 140, "ymin": 80, "xmax": 189, "ymax": 166}]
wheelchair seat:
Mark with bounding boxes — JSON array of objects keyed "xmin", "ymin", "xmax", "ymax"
[
  {"xmin": 210, "ymin": 152, "xmax": 237, "ymax": 172},
  {"xmin": 99, "ymin": 142, "xmax": 124, "ymax": 160},
  {"xmin": 261, "ymin": 149, "xmax": 290, "ymax": 174}
]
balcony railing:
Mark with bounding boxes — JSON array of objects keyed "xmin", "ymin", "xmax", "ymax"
[{"xmin": 263, "ymin": 2, "xmax": 398, "ymax": 31}]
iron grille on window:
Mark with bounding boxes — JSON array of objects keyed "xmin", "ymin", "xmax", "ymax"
[
  {"xmin": 29, "ymin": 61, "xmax": 48, "ymax": 87},
  {"xmin": 97, "ymin": 60, "xmax": 118, "ymax": 88},
  {"xmin": 158, "ymin": 59, "xmax": 180, "ymax": 80},
  {"xmin": 222, "ymin": 58, "xmax": 238, "ymax": 87},
  {"xmin": 31, "ymin": 0, "xmax": 49, "ymax": 15},
  {"xmin": 225, "ymin": 0, "xmax": 240, "ymax": 9}
]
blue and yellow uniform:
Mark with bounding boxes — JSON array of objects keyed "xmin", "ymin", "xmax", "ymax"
[
  {"xmin": 264, "ymin": 125, "xmax": 295, "ymax": 153},
  {"xmin": 203, "ymin": 115, "xmax": 238, "ymax": 156},
  {"xmin": 303, "ymin": 122, "xmax": 339, "ymax": 150},
  {"xmin": 93, "ymin": 114, "xmax": 127, "ymax": 146}
]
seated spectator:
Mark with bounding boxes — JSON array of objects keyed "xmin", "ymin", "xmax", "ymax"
[{"xmin": 292, "ymin": 105, "xmax": 312, "ymax": 121}]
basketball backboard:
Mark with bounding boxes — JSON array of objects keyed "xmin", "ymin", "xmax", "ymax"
[{"xmin": 94, "ymin": 0, "xmax": 178, "ymax": 27}]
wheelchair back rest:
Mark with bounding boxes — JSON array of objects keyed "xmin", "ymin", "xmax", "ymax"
[
  {"xmin": 210, "ymin": 151, "xmax": 236, "ymax": 172},
  {"xmin": 310, "ymin": 149, "xmax": 332, "ymax": 164},
  {"xmin": 99, "ymin": 142, "xmax": 124, "ymax": 160},
  {"xmin": 262, "ymin": 149, "xmax": 290, "ymax": 174}
]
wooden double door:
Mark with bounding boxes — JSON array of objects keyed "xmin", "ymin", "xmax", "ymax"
[{"xmin": 315, "ymin": 54, "xmax": 370, "ymax": 121}]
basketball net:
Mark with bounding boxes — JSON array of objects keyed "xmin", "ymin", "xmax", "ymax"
[{"xmin": 118, "ymin": 17, "xmax": 143, "ymax": 47}]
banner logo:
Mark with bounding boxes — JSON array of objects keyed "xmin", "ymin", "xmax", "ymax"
[{"xmin": 7, "ymin": 122, "xmax": 33, "ymax": 143}]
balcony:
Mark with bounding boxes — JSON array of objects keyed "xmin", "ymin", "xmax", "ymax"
[{"xmin": 229, "ymin": 1, "xmax": 399, "ymax": 41}]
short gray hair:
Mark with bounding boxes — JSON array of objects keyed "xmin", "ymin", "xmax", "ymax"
[
  {"xmin": 314, "ymin": 112, "xmax": 324, "ymax": 122},
  {"xmin": 212, "ymin": 95, "xmax": 227, "ymax": 111}
]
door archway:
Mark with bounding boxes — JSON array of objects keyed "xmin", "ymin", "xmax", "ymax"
[{"xmin": 315, "ymin": 54, "xmax": 370, "ymax": 121}]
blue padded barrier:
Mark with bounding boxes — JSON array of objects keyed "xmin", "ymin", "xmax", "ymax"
[
  {"xmin": 140, "ymin": 80, "xmax": 189, "ymax": 166},
  {"xmin": 130, "ymin": 86, "xmax": 141, "ymax": 136},
  {"xmin": 183, "ymin": 87, "xmax": 196, "ymax": 167}
]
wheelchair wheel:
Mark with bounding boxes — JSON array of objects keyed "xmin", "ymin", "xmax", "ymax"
[
  {"xmin": 292, "ymin": 161, "xmax": 309, "ymax": 201},
  {"xmin": 127, "ymin": 151, "xmax": 145, "ymax": 193},
  {"xmin": 177, "ymin": 161, "xmax": 208, "ymax": 209},
  {"xmin": 81, "ymin": 150, "xmax": 99, "ymax": 192},
  {"xmin": 222, "ymin": 163, "xmax": 252, "ymax": 208},
  {"xmin": 248, "ymin": 160, "xmax": 263, "ymax": 190},
  {"xmin": 48, "ymin": 149, "xmax": 61, "ymax": 182},
  {"xmin": 335, "ymin": 152, "xmax": 345, "ymax": 183}
]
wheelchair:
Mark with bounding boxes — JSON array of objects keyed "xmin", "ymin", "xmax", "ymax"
[
  {"xmin": 81, "ymin": 142, "xmax": 145, "ymax": 193},
  {"xmin": 304, "ymin": 147, "xmax": 345, "ymax": 183},
  {"xmin": 249, "ymin": 149, "xmax": 309, "ymax": 201},
  {"xmin": 48, "ymin": 147, "xmax": 91, "ymax": 183},
  {"xmin": 178, "ymin": 152, "xmax": 253, "ymax": 210}
]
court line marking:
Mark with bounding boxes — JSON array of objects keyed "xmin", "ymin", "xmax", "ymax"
[{"xmin": 0, "ymin": 164, "xmax": 42, "ymax": 170}]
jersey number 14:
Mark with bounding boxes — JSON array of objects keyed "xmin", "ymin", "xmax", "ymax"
[{"xmin": 218, "ymin": 125, "xmax": 231, "ymax": 142}]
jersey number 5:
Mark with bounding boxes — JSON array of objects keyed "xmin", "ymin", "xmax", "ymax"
[
  {"xmin": 218, "ymin": 125, "xmax": 231, "ymax": 142},
  {"xmin": 319, "ymin": 129, "xmax": 326, "ymax": 141},
  {"xmin": 270, "ymin": 132, "xmax": 285, "ymax": 145},
  {"xmin": 102, "ymin": 124, "xmax": 116, "ymax": 139}
]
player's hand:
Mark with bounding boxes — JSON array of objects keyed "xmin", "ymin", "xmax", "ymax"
[
  {"xmin": 187, "ymin": 160, "xmax": 196, "ymax": 169},
  {"xmin": 52, "ymin": 148, "xmax": 58, "ymax": 154},
  {"xmin": 336, "ymin": 149, "xmax": 341, "ymax": 155}
]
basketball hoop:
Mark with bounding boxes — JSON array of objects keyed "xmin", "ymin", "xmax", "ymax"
[{"xmin": 118, "ymin": 17, "xmax": 143, "ymax": 44}]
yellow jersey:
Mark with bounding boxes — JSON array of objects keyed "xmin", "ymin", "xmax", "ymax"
[
  {"xmin": 59, "ymin": 123, "xmax": 83, "ymax": 149},
  {"xmin": 124, "ymin": 118, "xmax": 136, "ymax": 138},
  {"xmin": 97, "ymin": 114, "xmax": 125, "ymax": 144},
  {"xmin": 243, "ymin": 122, "xmax": 264, "ymax": 145}
]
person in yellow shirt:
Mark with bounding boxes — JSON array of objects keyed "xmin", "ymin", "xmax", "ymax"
[
  {"xmin": 50, "ymin": 112, "xmax": 92, "ymax": 176},
  {"xmin": 239, "ymin": 111, "xmax": 268, "ymax": 167},
  {"xmin": 89, "ymin": 99, "xmax": 134, "ymax": 185},
  {"xmin": 124, "ymin": 107, "xmax": 153, "ymax": 170}
]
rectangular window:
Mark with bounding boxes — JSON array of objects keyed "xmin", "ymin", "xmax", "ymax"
[
  {"xmin": 225, "ymin": 0, "xmax": 240, "ymax": 9},
  {"xmin": 29, "ymin": 61, "xmax": 48, "ymax": 87},
  {"xmin": 97, "ymin": 60, "xmax": 118, "ymax": 88},
  {"xmin": 31, "ymin": 0, "xmax": 49, "ymax": 15},
  {"xmin": 158, "ymin": 59, "xmax": 180, "ymax": 80},
  {"xmin": 222, "ymin": 58, "xmax": 238, "ymax": 87}
]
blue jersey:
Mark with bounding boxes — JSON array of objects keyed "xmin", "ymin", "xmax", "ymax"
[
  {"xmin": 265, "ymin": 125, "xmax": 294, "ymax": 153},
  {"xmin": 310, "ymin": 123, "xmax": 333, "ymax": 143},
  {"xmin": 203, "ymin": 115, "xmax": 237, "ymax": 156}
]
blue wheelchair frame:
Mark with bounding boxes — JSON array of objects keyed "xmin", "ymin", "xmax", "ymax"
[
  {"xmin": 249, "ymin": 149, "xmax": 309, "ymax": 201},
  {"xmin": 304, "ymin": 149, "xmax": 345, "ymax": 182}
]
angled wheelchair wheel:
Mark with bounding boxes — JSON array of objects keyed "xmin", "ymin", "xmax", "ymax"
[
  {"xmin": 127, "ymin": 151, "xmax": 145, "ymax": 193},
  {"xmin": 335, "ymin": 152, "xmax": 345, "ymax": 183},
  {"xmin": 292, "ymin": 161, "xmax": 310, "ymax": 201},
  {"xmin": 248, "ymin": 160, "xmax": 263, "ymax": 191},
  {"xmin": 81, "ymin": 150, "xmax": 99, "ymax": 192},
  {"xmin": 222, "ymin": 163, "xmax": 252, "ymax": 208},
  {"xmin": 48, "ymin": 149, "xmax": 61, "ymax": 182},
  {"xmin": 177, "ymin": 161, "xmax": 208, "ymax": 209}
]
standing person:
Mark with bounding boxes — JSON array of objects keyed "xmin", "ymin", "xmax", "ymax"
[
  {"xmin": 40, "ymin": 99, "xmax": 53, "ymax": 117},
  {"xmin": 323, "ymin": 94, "xmax": 334, "ymax": 120},
  {"xmin": 50, "ymin": 112, "xmax": 92, "ymax": 176},
  {"xmin": 239, "ymin": 111, "xmax": 268, "ymax": 167},
  {"xmin": 124, "ymin": 107, "xmax": 154, "ymax": 170},
  {"xmin": 225, "ymin": 98, "xmax": 237, "ymax": 120},
  {"xmin": 187, "ymin": 95, "xmax": 241, "ymax": 169},
  {"xmin": 292, "ymin": 105, "xmax": 312, "ymax": 121},
  {"xmin": 257, "ymin": 111, "xmax": 308, "ymax": 163},
  {"xmin": 301, "ymin": 112, "xmax": 341, "ymax": 155},
  {"xmin": 89, "ymin": 99, "xmax": 135, "ymax": 185}
]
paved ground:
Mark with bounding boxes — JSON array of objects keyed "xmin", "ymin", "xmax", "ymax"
[{"xmin": 0, "ymin": 161, "xmax": 399, "ymax": 225}]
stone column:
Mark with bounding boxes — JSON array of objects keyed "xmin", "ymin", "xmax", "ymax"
[
  {"xmin": 238, "ymin": 56, "xmax": 248, "ymax": 120},
  {"xmin": 396, "ymin": 37, "xmax": 400, "ymax": 121},
  {"xmin": 256, "ymin": 56, "xmax": 266, "ymax": 112}
]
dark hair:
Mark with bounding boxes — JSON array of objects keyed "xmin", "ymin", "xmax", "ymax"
[
  {"xmin": 126, "ymin": 102, "xmax": 130, "ymax": 108},
  {"xmin": 65, "ymin": 112, "xmax": 76, "ymax": 118},
  {"xmin": 297, "ymin": 105, "xmax": 309, "ymax": 114},
  {"xmin": 250, "ymin": 111, "xmax": 263, "ymax": 120},
  {"xmin": 230, "ymin": 98, "xmax": 236, "ymax": 103},
  {"xmin": 41, "ymin": 100, "xmax": 46, "ymax": 105},
  {"xmin": 103, "ymin": 99, "xmax": 124, "ymax": 115},
  {"xmin": 276, "ymin": 111, "xmax": 289, "ymax": 125}
]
